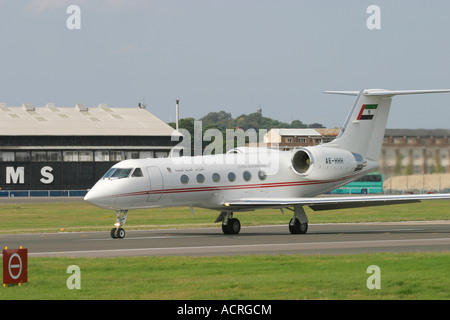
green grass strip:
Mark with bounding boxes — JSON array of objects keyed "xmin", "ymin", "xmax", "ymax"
[
  {"xmin": 1, "ymin": 253, "xmax": 449, "ymax": 300},
  {"xmin": 1, "ymin": 200, "xmax": 449, "ymax": 234}
]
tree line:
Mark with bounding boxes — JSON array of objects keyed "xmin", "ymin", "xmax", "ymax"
[
  {"xmin": 167, "ymin": 111, "xmax": 325, "ymax": 155},
  {"xmin": 168, "ymin": 110, "xmax": 324, "ymax": 133}
]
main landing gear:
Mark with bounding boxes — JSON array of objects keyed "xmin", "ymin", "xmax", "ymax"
[
  {"xmin": 215, "ymin": 206, "xmax": 309, "ymax": 235},
  {"xmin": 216, "ymin": 212, "xmax": 241, "ymax": 235},
  {"xmin": 288, "ymin": 206, "xmax": 308, "ymax": 234},
  {"xmin": 111, "ymin": 209, "xmax": 128, "ymax": 239}
]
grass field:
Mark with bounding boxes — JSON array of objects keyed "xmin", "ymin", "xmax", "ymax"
[
  {"xmin": 1, "ymin": 199, "xmax": 450, "ymax": 234},
  {"xmin": 0, "ymin": 200, "xmax": 449, "ymax": 299},
  {"xmin": 1, "ymin": 253, "xmax": 449, "ymax": 300}
]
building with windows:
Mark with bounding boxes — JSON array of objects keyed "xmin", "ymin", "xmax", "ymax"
[
  {"xmin": 263, "ymin": 128, "xmax": 340, "ymax": 150},
  {"xmin": 0, "ymin": 103, "xmax": 180, "ymax": 193},
  {"xmin": 380, "ymin": 129, "xmax": 450, "ymax": 176}
]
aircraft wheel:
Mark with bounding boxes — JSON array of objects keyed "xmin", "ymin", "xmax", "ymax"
[
  {"xmin": 111, "ymin": 227, "xmax": 126, "ymax": 239},
  {"xmin": 117, "ymin": 228, "xmax": 126, "ymax": 239},
  {"xmin": 222, "ymin": 218, "xmax": 241, "ymax": 235},
  {"xmin": 289, "ymin": 218, "xmax": 308, "ymax": 234},
  {"xmin": 221, "ymin": 223, "xmax": 229, "ymax": 234},
  {"xmin": 230, "ymin": 218, "xmax": 241, "ymax": 234}
]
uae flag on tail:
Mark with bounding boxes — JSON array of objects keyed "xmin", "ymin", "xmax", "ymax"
[{"xmin": 357, "ymin": 104, "xmax": 378, "ymax": 120}]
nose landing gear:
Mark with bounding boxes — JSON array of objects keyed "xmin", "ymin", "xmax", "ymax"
[
  {"xmin": 111, "ymin": 209, "xmax": 128, "ymax": 239},
  {"xmin": 111, "ymin": 227, "xmax": 125, "ymax": 239}
]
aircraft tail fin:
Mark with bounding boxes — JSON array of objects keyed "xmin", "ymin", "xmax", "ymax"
[{"xmin": 325, "ymin": 89, "xmax": 450, "ymax": 161}]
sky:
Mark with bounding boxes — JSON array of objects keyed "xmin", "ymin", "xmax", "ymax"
[{"xmin": 0, "ymin": 0, "xmax": 450, "ymax": 129}]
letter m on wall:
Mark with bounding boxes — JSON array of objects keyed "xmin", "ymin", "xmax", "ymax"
[{"xmin": 6, "ymin": 167, "xmax": 25, "ymax": 184}]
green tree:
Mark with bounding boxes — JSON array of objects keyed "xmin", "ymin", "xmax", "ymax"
[{"xmin": 169, "ymin": 110, "xmax": 319, "ymax": 154}]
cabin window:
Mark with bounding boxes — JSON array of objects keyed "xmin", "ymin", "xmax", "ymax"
[
  {"xmin": 243, "ymin": 171, "xmax": 252, "ymax": 181},
  {"xmin": 180, "ymin": 174, "xmax": 189, "ymax": 184},
  {"xmin": 258, "ymin": 170, "xmax": 267, "ymax": 180},
  {"xmin": 228, "ymin": 172, "xmax": 236, "ymax": 182},
  {"xmin": 212, "ymin": 173, "xmax": 220, "ymax": 182},
  {"xmin": 196, "ymin": 174, "xmax": 205, "ymax": 183}
]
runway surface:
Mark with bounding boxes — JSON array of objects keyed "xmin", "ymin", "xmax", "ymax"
[{"xmin": 1, "ymin": 221, "xmax": 449, "ymax": 257}]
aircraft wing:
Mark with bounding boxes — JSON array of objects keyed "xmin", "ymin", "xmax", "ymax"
[{"xmin": 224, "ymin": 193, "xmax": 450, "ymax": 211}]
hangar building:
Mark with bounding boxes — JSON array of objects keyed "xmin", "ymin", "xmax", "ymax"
[{"xmin": 0, "ymin": 102, "xmax": 179, "ymax": 195}]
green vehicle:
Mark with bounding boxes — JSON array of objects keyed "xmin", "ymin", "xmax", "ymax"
[{"xmin": 332, "ymin": 173, "xmax": 383, "ymax": 194}]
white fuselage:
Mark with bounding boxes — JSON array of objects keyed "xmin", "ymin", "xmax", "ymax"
[{"xmin": 84, "ymin": 147, "xmax": 378, "ymax": 212}]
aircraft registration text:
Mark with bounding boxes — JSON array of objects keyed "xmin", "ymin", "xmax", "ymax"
[{"xmin": 325, "ymin": 157, "xmax": 344, "ymax": 164}]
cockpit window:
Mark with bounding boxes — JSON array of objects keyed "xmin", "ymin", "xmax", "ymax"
[
  {"xmin": 103, "ymin": 168, "xmax": 116, "ymax": 179},
  {"xmin": 131, "ymin": 168, "xmax": 143, "ymax": 177},
  {"xmin": 112, "ymin": 168, "xmax": 132, "ymax": 178},
  {"xmin": 103, "ymin": 168, "xmax": 133, "ymax": 179}
]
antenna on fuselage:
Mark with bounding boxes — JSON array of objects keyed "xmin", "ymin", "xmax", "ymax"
[{"xmin": 176, "ymin": 99, "xmax": 180, "ymax": 130}]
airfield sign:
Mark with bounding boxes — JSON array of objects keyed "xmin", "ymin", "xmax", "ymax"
[{"xmin": 2, "ymin": 247, "xmax": 28, "ymax": 285}]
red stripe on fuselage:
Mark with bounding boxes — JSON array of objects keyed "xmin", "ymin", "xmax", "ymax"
[{"xmin": 112, "ymin": 176, "xmax": 354, "ymax": 199}]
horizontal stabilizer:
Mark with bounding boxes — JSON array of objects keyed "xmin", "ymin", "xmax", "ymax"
[
  {"xmin": 325, "ymin": 89, "xmax": 450, "ymax": 97},
  {"xmin": 324, "ymin": 91, "xmax": 359, "ymax": 96},
  {"xmin": 365, "ymin": 89, "xmax": 450, "ymax": 96}
]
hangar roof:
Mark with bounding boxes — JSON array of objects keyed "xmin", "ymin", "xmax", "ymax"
[{"xmin": 0, "ymin": 103, "xmax": 180, "ymax": 137}]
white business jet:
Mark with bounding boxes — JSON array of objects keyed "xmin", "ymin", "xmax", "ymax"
[{"xmin": 85, "ymin": 89, "xmax": 450, "ymax": 239}]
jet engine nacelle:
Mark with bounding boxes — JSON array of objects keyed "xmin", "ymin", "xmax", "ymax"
[{"xmin": 290, "ymin": 146, "xmax": 366, "ymax": 180}]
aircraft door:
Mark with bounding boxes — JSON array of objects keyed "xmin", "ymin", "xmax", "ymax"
[{"xmin": 147, "ymin": 167, "xmax": 163, "ymax": 202}]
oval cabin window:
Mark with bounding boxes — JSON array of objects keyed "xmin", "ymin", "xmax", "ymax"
[
  {"xmin": 196, "ymin": 174, "xmax": 205, "ymax": 183},
  {"xmin": 212, "ymin": 173, "xmax": 220, "ymax": 182},
  {"xmin": 180, "ymin": 175, "xmax": 189, "ymax": 184}
]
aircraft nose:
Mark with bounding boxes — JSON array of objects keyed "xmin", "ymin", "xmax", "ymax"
[
  {"xmin": 84, "ymin": 188, "xmax": 99, "ymax": 204},
  {"xmin": 84, "ymin": 189, "xmax": 95, "ymax": 202},
  {"xmin": 84, "ymin": 186, "xmax": 112, "ymax": 209}
]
